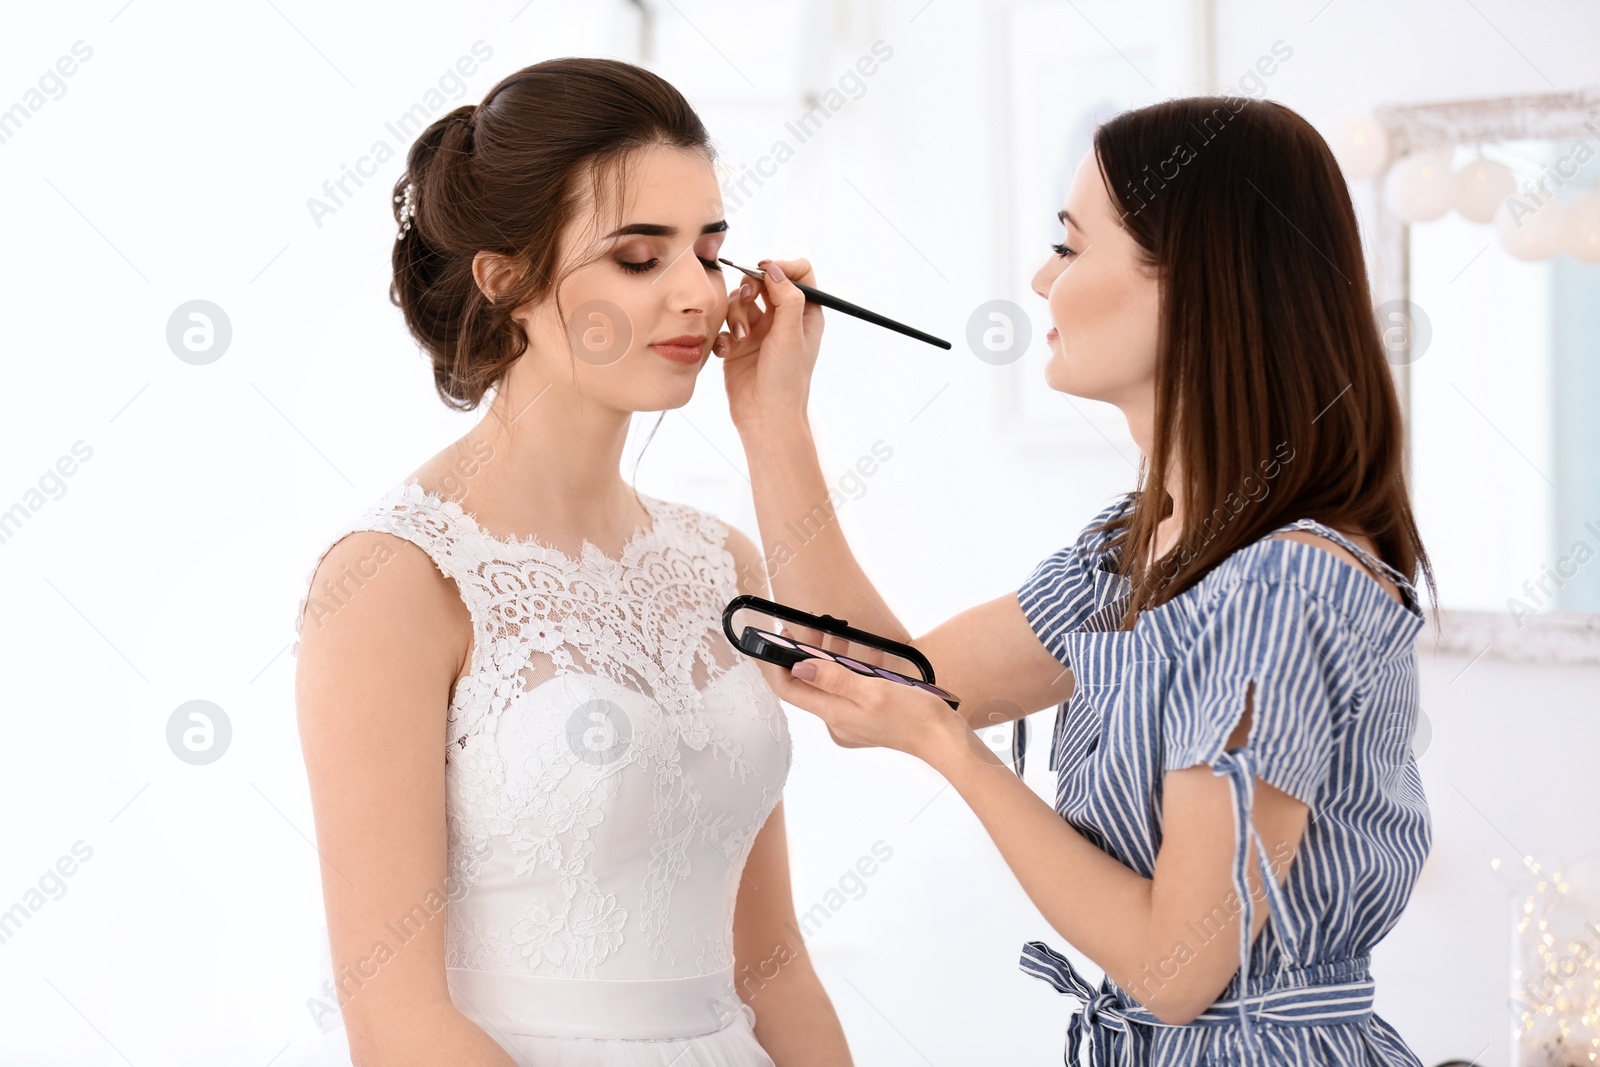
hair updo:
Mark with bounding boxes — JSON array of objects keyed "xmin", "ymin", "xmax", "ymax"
[{"xmin": 389, "ymin": 57, "xmax": 716, "ymax": 410}]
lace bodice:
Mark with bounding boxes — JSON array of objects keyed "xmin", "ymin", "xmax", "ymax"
[{"xmin": 293, "ymin": 480, "xmax": 792, "ymax": 981}]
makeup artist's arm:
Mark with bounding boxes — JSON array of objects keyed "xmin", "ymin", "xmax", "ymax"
[
  {"xmin": 716, "ymin": 261, "xmax": 1076, "ymax": 732},
  {"xmin": 769, "ymin": 659, "xmax": 1309, "ymax": 1026},
  {"xmin": 726, "ymin": 525, "xmax": 854, "ymax": 1066},
  {"xmin": 717, "ymin": 260, "xmax": 905, "ymax": 645}
]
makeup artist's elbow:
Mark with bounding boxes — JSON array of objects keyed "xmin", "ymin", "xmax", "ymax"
[
  {"xmin": 1147, "ymin": 986, "xmax": 1213, "ymax": 1026},
  {"xmin": 1109, "ymin": 926, "xmax": 1229, "ymax": 1026},
  {"xmin": 1122, "ymin": 969, "xmax": 1214, "ymax": 1027}
]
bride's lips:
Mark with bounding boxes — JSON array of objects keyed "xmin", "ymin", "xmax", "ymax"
[
  {"xmin": 1046, "ymin": 326, "xmax": 1059, "ymax": 342},
  {"xmin": 649, "ymin": 334, "xmax": 707, "ymax": 364}
]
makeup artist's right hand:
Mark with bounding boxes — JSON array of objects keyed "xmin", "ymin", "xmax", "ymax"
[{"xmin": 713, "ymin": 257, "xmax": 824, "ymax": 430}]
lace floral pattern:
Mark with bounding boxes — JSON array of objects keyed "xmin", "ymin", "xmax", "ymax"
[{"xmin": 294, "ymin": 481, "xmax": 792, "ymax": 981}]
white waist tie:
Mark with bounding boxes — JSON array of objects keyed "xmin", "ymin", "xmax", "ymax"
[{"xmin": 446, "ymin": 965, "xmax": 745, "ymax": 1040}]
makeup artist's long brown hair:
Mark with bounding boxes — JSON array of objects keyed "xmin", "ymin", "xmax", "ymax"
[{"xmin": 1090, "ymin": 96, "xmax": 1435, "ymax": 623}]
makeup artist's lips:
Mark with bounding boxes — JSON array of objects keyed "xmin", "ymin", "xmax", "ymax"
[{"xmin": 649, "ymin": 334, "xmax": 706, "ymax": 364}]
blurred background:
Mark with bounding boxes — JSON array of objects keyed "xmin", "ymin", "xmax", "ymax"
[{"xmin": 2, "ymin": 1, "xmax": 1598, "ymax": 1064}]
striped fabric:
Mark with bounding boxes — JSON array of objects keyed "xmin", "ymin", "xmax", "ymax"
[{"xmin": 1013, "ymin": 493, "xmax": 1430, "ymax": 1066}]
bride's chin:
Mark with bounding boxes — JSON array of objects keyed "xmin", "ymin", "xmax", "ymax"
[{"xmin": 639, "ymin": 375, "xmax": 698, "ymax": 410}]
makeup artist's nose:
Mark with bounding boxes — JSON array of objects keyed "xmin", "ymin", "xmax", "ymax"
[{"xmin": 1031, "ymin": 259, "xmax": 1052, "ymax": 299}]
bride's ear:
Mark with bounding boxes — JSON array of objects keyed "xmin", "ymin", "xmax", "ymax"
[{"xmin": 472, "ymin": 250, "xmax": 522, "ymax": 305}]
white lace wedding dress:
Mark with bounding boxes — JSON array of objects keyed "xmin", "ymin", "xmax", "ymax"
[{"xmin": 290, "ymin": 480, "xmax": 792, "ymax": 1066}]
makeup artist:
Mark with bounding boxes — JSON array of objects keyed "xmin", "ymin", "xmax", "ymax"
[{"xmin": 709, "ymin": 95, "xmax": 1437, "ymax": 1066}]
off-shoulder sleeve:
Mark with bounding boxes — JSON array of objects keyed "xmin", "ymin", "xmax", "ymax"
[
  {"xmin": 1162, "ymin": 573, "xmax": 1355, "ymax": 808},
  {"xmin": 1017, "ymin": 494, "xmax": 1133, "ymax": 667}
]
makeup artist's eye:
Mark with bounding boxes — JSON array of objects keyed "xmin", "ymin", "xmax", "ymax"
[{"xmin": 1052, "ymin": 242, "xmax": 1077, "ymax": 258}]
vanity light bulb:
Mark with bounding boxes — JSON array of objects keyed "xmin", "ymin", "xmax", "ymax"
[
  {"xmin": 1384, "ymin": 151, "xmax": 1456, "ymax": 222},
  {"xmin": 1331, "ymin": 114, "xmax": 1390, "ymax": 181},
  {"xmin": 1495, "ymin": 195, "xmax": 1567, "ymax": 260},
  {"xmin": 1563, "ymin": 188, "xmax": 1600, "ymax": 264},
  {"xmin": 1455, "ymin": 157, "xmax": 1515, "ymax": 223}
]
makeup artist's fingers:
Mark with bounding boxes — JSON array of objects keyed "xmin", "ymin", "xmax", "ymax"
[
  {"xmin": 754, "ymin": 258, "xmax": 818, "ymax": 348},
  {"xmin": 783, "ymin": 659, "xmax": 925, "ymax": 752},
  {"xmin": 715, "ymin": 257, "xmax": 822, "ymax": 426},
  {"xmin": 791, "ymin": 658, "xmax": 872, "ymax": 705},
  {"xmin": 714, "ymin": 273, "xmax": 756, "ymax": 358},
  {"xmin": 759, "ymin": 257, "xmax": 814, "ymax": 288},
  {"xmin": 718, "ymin": 276, "xmax": 761, "ymax": 356},
  {"xmin": 765, "ymin": 657, "xmax": 846, "ymax": 717},
  {"xmin": 771, "ymin": 660, "xmax": 876, "ymax": 747}
]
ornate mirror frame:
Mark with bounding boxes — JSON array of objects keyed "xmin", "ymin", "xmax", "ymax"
[{"xmin": 1369, "ymin": 87, "xmax": 1600, "ymax": 666}]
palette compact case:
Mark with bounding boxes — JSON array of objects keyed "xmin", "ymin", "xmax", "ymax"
[{"xmin": 721, "ymin": 594, "xmax": 961, "ymax": 710}]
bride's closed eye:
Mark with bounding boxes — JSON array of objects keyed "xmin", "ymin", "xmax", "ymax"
[
  {"xmin": 1051, "ymin": 243, "xmax": 1077, "ymax": 258},
  {"xmin": 617, "ymin": 254, "xmax": 724, "ymax": 275}
]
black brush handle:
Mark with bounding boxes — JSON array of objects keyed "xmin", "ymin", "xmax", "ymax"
[
  {"xmin": 721, "ymin": 259, "xmax": 952, "ymax": 350},
  {"xmin": 791, "ymin": 280, "xmax": 952, "ymax": 349}
]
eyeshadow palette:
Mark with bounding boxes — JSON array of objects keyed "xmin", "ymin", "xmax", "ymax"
[{"xmin": 722, "ymin": 594, "xmax": 960, "ymax": 710}]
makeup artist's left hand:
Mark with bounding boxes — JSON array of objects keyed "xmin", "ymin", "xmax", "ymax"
[{"xmin": 768, "ymin": 656, "xmax": 971, "ymax": 763}]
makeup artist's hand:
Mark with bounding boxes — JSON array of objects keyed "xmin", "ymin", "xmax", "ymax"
[
  {"xmin": 713, "ymin": 257, "xmax": 824, "ymax": 430},
  {"xmin": 767, "ymin": 656, "xmax": 971, "ymax": 763}
]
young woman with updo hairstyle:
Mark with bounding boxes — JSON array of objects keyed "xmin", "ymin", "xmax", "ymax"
[{"xmin": 295, "ymin": 57, "xmax": 850, "ymax": 1066}]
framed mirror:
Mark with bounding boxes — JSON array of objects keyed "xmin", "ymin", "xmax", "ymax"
[{"xmin": 1368, "ymin": 87, "xmax": 1600, "ymax": 665}]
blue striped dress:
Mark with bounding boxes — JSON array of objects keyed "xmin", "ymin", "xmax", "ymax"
[{"xmin": 1012, "ymin": 492, "xmax": 1430, "ymax": 1066}]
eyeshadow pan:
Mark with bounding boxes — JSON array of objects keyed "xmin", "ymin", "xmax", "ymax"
[
  {"xmin": 727, "ymin": 595, "xmax": 959, "ymax": 708},
  {"xmin": 871, "ymin": 666, "xmax": 917, "ymax": 686},
  {"xmin": 793, "ymin": 641, "xmax": 841, "ymax": 663},
  {"xmin": 754, "ymin": 629, "xmax": 798, "ymax": 650}
]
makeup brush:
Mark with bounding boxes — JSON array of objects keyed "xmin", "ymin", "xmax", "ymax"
[{"xmin": 719, "ymin": 258, "xmax": 952, "ymax": 350}]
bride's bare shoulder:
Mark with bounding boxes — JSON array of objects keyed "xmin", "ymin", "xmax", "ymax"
[{"xmin": 299, "ymin": 529, "xmax": 470, "ymax": 660}]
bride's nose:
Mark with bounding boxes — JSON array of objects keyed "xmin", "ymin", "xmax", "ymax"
[{"xmin": 662, "ymin": 251, "xmax": 720, "ymax": 314}]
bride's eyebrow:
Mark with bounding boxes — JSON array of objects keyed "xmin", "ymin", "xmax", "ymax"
[{"xmin": 606, "ymin": 219, "xmax": 729, "ymax": 238}]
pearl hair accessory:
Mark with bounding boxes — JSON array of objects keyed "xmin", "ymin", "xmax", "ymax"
[{"xmin": 395, "ymin": 181, "xmax": 416, "ymax": 240}]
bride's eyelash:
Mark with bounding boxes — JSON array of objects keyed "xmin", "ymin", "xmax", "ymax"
[
  {"xmin": 1052, "ymin": 243, "xmax": 1076, "ymax": 258},
  {"xmin": 619, "ymin": 256, "xmax": 723, "ymax": 275}
]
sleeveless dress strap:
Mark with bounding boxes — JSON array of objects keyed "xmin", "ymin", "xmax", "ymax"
[{"xmin": 293, "ymin": 483, "xmax": 502, "ymax": 746}]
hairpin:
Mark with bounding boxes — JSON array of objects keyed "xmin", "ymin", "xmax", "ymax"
[{"xmin": 395, "ymin": 181, "xmax": 416, "ymax": 240}]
